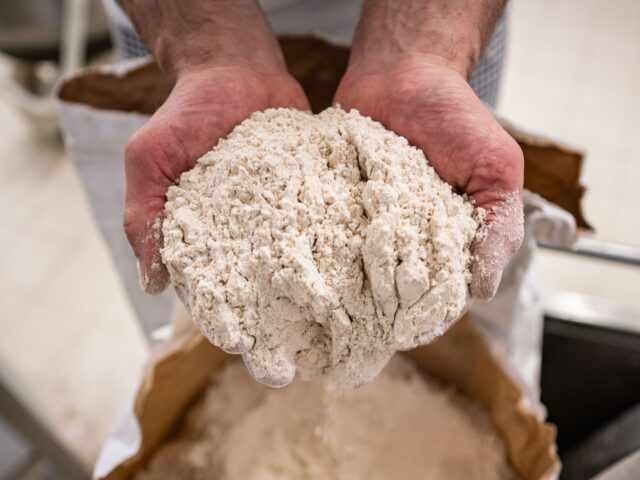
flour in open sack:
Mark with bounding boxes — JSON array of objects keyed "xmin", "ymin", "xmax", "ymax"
[
  {"xmin": 162, "ymin": 107, "xmax": 481, "ymax": 387},
  {"xmin": 135, "ymin": 357, "xmax": 517, "ymax": 480}
]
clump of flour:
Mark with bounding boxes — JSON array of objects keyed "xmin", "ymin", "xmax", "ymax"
[
  {"xmin": 135, "ymin": 357, "xmax": 517, "ymax": 480},
  {"xmin": 162, "ymin": 107, "xmax": 481, "ymax": 387}
]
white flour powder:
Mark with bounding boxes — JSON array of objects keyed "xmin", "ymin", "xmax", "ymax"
[
  {"xmin": 135, "ymin": 358, "xmax": 517, "ymax": 480},
  {"xmin": 162, "ymin": 108, "xmax": 481, "ymax": 387}
]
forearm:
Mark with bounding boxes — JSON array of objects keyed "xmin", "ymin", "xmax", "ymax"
[
  {"xmin": 350, "ymin": 0, "xmax": 506, "ymax": 78},
  {"xmin": 118, "ymin": 0, "xmax": 284, "ymax": 79}
]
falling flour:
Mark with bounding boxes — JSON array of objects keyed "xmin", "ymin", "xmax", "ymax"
[
  {"xmin": 162, "ymin": 107, "xmax": 482, "ymax": 387},
  {"xmin": 134, "ymin": 357, "xmax": 517, "ymax": 480}
]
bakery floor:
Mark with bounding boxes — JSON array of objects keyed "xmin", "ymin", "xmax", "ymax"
[
  {"xmin": 0, "ymin": 0, "xmax": 639, "ymax": 477},
  {"xmin": 0, "ymin": 60, "xmax": 149, "ymax": 476}
]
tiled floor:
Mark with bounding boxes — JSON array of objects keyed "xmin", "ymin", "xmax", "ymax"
[
  {"xmin": 0, "ymin": 0, "xmax": 638, "ymax": 472},
  {"xmin": 0, "ymin": 63, "xmax": 148, "ymax": 466}
]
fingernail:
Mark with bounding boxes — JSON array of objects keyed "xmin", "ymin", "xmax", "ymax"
[{"xmin": 137, "ymin": 259, "xmax": 150, "ymax": 292}]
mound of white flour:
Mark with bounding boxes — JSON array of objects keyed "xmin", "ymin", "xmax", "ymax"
[
  {"xmin": 135, "ymin": 357, "xmax": 516, "ymax": 480},
  {"xmin": 162, "ymin": 107, "xmax": 481, "ymax": 387}
]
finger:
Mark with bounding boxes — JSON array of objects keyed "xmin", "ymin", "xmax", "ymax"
[
  {"xmin": 470, "ymin": 191, "xmax": 524, "ymax": 300},
  {"xmin": 136, "ymin": 215, "xmax": 170, "ymax": 295},
  {"xmin": 123, "ymin": 128, "xmax": 174, "ymax": 295},
  {"xmin": 124, "ymin": 206, "xmax": 171, "ymax": 295}
]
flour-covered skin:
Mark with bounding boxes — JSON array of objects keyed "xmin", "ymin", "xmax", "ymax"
[{"xmin": 162, "ymin": 108, "xmax": 481, "ymax": 387}]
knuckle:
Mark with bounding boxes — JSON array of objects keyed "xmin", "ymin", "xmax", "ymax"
[
  {"xmin": 505, "ymin": 136, "xmax": 524, "ymax": 165},
  {"xmin": 124, "ymin": 130, "xmax": 148, "ymax": 168},
  {"xmin": 122, "ymin": 207, "xmax": 139, "ymax": 246},
  {"xmin": 512, "ymin": 229, "xmax": 525, "ymax": 253},
  {"xmin": 493, "ymin": 132, "xmax": 523, "ymax": 167},
  {"xmin": 125, "ymin": 125, "xmax": 166, "ymax": 172},
  {"xmin": 488, "ymin": 132, "xmax": 524, "ymax": 189},
  {"xmin": 507, "ymin": 223, "xmax": 525, "ymax": 255}
]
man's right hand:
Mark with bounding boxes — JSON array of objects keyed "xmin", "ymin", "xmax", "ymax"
[
  {"xmin": 124, "ymin": 65, "xmax": 309, "ymax": 294},
  {"xmin": 118, "ymin": 0, "xmax": 310, "ymax": 293}
]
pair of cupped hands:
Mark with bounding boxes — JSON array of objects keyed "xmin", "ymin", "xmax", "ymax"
[{"xmin": 124, "ymin": 43, "xmax": 524, "ymax": 301}]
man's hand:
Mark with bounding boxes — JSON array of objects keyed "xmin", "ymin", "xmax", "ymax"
[
  {"xmin": 335, "ymin": 0, "xmax": 523, "ymax": 299},
  {"xmin": 120, "ymin": 0, "xmax": 309, "ymax": 293},
  {"xmin": 125, "ymin": 66, "xmax": 308, "ymax": 293}
]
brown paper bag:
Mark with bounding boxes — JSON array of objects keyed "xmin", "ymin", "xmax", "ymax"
[{"xmin": 98, "ymin": 311, "xmax": 559, "ymax": 480}]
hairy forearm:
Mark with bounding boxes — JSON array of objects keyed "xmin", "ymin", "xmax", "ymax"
[
  {"xmin": 118, "ymin": 0, "xmax": 283, "ymax": 78},
  {"xmin": 350, "ymin": 0, "xmax": 506, "ymax": 78}
]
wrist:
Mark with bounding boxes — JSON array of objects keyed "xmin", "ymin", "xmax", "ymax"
[
  {"xmin": 120, "ymin": 0, "xmax": 286, "ymax": 80},
  {"xmin": 348, "ymin": 1, "xmax": 496, "ymax": 80},
  {"xmin": 167, "ymin": 45, "xmax": 286, "ymax": 82},
  {"xmin": 348, "ymin": 33, "xmax": 480, "ymax": 81},
  {"xmin": 344, "ymin": 52, "xmax": 467, "ymax": 82},
  {"xmin": 157, "ymin": 25, "xmax": 287, "ymax": 80}
]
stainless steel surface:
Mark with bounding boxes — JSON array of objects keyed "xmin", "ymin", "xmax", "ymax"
[
  {"xmin": 561, "ymin": 401, "xmax": 640, "ymax": 479},
  {"xmin": 594, "ymin": 450, "xmax": 640, "ymax": 480},
  {"xmin": 61, "ymin": 0, "xmax": 90, "ymax": 74},
  {"xmin": 541, "ymin": 314, "xmax": 640, "ymax": 453},
  {"xmin": 544, "ymin": 292, "xmax": 640, "ymax": 336},
  {"xmin": 0, "ymin": 356, "xmax": 88, "ymax": 480},
  {"xmin": 0, "ymin": 417, "xmax": 30, "ymax": 479},
  {"xmin": 0, "ymin": 0, "xmax": 109, "ymax": 134},
  {"xmin": 539, "ymin": 237, "xmax": 640, "ymax": 267},
  {"xmin": 0, "ymin": 0, "xmax": 108, "ymax": 56}
]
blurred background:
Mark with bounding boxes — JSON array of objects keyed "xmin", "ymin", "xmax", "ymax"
[{"xmin": 0, "ymin": 0, "xmax": 638, "ymax": 479}]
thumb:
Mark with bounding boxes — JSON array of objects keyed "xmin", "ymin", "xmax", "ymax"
[
  {"xmin": 470, "ymin": 191, "xmax": 524, "ymax": 300},
  {"xmin": 123, "ymin": 127, "xmax": 175, "ymax": 295},
  {"xmin": 124, "ymin": 207, "xmax": 170, "ymax": 295}
]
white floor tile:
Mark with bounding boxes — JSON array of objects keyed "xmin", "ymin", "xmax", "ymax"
[{"xmin": 0, "ymin": 63, "xmax": 148, "ymax": 464}]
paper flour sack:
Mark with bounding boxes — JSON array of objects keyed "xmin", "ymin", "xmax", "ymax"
[
  {"xmin": 134, "ymin": 357, "xmax": 516, "ymax": 480},
  {"xmin": 162, "ymin": 107, "xmax": 481, "ymax": 387}
]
